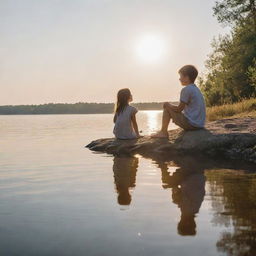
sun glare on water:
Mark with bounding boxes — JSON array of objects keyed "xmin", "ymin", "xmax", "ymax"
[
  {"xmin": 135, "ymin": 35, "xmax": 166, "ymax": 63},
  {"xmin": 147, "ymin": 110, "xmax": 160, "ymax": 132}
]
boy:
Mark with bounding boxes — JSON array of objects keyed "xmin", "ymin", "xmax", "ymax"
[{"xmin": 152, "ymin": 65, "xmax": 206, "ymax": 138}]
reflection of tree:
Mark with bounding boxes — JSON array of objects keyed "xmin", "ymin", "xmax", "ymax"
[
  {"xmin": 156, "ymin": 160, "xmax": 205, "ymax": 236},
  {"xmin": 113, "ymin": 156, "xmax": 138, "ymax": 206},
  {"xmin": 206, "ymin": 170, "xmax": 256, "ymax": 256}
]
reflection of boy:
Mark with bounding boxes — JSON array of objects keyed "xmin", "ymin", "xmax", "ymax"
[{"xmin": 173, "ymin": 172, "xmax": 205, "ymax": 236}]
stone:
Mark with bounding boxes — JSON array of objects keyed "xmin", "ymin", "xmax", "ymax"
[
  {"xmin": 86, "ymin": 117, "xmax": 256, "ymax": 163},
  {"xmin": 224, "ymin": 123, "xmax": 237, "ymax": 129}
]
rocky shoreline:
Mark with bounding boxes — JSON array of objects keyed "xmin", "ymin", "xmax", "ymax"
[{"xmin": 86, "ymin": 117, "xmax": 256, "ymax": 164}]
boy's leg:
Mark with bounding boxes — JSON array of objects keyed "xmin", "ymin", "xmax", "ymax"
[
  {"xmin": 151, "ymin": 104, "xmax": 198, "ymax": 138},
  {"xmin": 161, "ymin": 108, "xmax": 172, "ymax": 133},
  {"xmin": 151, "ymin": 106, "xmax": 171, "ymax": 138},
  {"xmin": 167, "ymin": 108, "xmax": 199, "ymax": 131}
]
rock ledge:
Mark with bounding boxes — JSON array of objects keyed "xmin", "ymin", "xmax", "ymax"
[{"xmin": 86, "ymin": 117, "xmax": 256, "ymax": 163}]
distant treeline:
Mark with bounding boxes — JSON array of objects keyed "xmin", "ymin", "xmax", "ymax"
[{"xmin": 0, "ymin": 102, "xmax": 166, "ymax": 115}]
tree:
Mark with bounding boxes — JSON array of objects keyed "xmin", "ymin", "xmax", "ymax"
[
  {"xmin": 248, "ymin": 58, "xmax": 256, "ymax": 88},
  {"xmin": 213, "ymin": 0, "xmax": 256, "ymax": 29},
  {"xmin": 199, "ymin": 0, "xmax": 256, "ymax": 106}
]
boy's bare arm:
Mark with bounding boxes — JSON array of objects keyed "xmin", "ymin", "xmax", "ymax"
[
  {"xmin": 163, "ymin": 102, "xmax": 185, "ymax": 113},
  {"xmin": 131, "ymin": 113, "xmax": 140, "ymax": 137}
]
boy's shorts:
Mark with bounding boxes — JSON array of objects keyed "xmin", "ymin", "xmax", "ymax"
[{"xmin": 167, "ymin": 108, "xmax": 200, "ymax": 131}]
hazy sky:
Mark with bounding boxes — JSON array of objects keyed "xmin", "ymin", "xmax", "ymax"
[{"xmin": 0, "ymin": 0, "xmax": 228, "ymax": 105}]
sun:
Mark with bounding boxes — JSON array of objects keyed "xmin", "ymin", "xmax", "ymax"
[{"xmin": 135, "ymin": 35, "xmax": 166, "ymax": 63}]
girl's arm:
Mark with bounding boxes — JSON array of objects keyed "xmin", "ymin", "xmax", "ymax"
[{"xmin": 131, "ymin": 113, "xmax": 140, "ymax": 137}]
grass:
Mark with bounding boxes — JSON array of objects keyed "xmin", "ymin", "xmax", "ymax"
[{"xmin": 207, "ymin": 98, "xmax": 256, "ymax": 121}]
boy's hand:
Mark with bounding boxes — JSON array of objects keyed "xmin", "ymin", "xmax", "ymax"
[{"xmin": 163, "ymin": 102, "xmax": 172, "ymax": 109}]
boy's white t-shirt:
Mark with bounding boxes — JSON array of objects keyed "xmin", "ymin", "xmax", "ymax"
[
  {"xmin": 113, "ymin": 105, "xmax": 138, "ymax": 139},
  {"xmin": 180, "ymin": 84, "xmax": 206, "ymax": 128}
]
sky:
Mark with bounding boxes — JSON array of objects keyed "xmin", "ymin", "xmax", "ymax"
[{"xmin": 0, "ymin": 0, "xmax": 228, "ymax": 105}]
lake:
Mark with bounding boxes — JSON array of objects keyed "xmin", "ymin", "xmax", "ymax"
[{"xmin": 0, "ymin": 112, "xmax": 256, "ymax": 256}]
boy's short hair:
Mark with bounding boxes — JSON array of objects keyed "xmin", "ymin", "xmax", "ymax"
[{"xmin": 179, "ymin": 65, "xmax": 198, "ymax": 83}]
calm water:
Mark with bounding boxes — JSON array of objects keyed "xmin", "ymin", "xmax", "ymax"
[{"xmin": 0, "ymin": 112, "xmax": 256, "ymax": 256}]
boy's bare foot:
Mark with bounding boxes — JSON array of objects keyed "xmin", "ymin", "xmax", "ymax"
[{"xmin": 151, "ymin": 131, "xmax": 169, "ymax": 138}]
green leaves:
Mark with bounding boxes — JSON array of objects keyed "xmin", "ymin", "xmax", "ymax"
[
  {"xmin": 248, "ymin": 58, "xmax": 256, "ymax": 90},
  {"xmin": 213, "ymin": 0, "xmax": 256, "ymax": 27},
  {"xmin": 199, "ymin": 1, "xmax": 256, "ymax": 106}
]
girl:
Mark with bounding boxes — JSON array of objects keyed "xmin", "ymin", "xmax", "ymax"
[{"xmin": 113, "ymin": 88, "xmax": 140, "ymax": 139}]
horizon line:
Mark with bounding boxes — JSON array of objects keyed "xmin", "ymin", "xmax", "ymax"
[{"xmin": 0, "ymin": 101, "xmax": 178, "ymax": 107}]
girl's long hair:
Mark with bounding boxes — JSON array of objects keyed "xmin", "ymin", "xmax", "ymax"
[{"xmin": 115, "ymin": 88, "xmax": 131, "ymax": 115}]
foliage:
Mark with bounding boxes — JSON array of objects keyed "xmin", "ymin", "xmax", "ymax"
[
  {"xmin": 200, "ymin": 0, "xmax": 256, "ymax": 106},
  {"xmin": 213, "ymin": 0, "xmax": 256, "ymax": 27},
  {"xmin": 248, "ymin": 58, "xmax": 256, "ymax": 87}
]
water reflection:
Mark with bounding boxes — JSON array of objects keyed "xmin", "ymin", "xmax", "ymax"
[
  {"xmin": 111, "ymin": 155, "xmax": 256, "ymax": 254},
  {"xmin": 158, "ymin": 161, "xmax": 205, "ymax": 236},
  {"xmin": 206, "ymin": 170, "xmax": 256, "ymax": 256},
  {"xmin": 112, "ymin": 156, "xmax": 205, "ymax": 236},
  {"xmin": 113, "ymin": 156, "xmax": 138, "ymax": 206}
]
